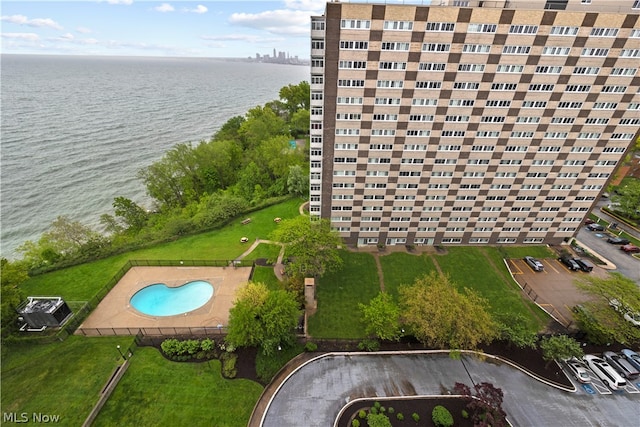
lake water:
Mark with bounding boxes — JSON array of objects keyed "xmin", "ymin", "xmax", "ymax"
[{"xmin": 0, "ymin": 54, "xmax": 309, "ymax": 258}]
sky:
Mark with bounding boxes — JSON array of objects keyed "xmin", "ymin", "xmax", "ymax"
[{"xmin": 0, "ymin": 0, "xmax": 335, "ymax": 58}]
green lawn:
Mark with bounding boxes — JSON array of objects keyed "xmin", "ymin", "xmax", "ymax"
[
  {"xmin": 251, "ymin": 265, "xmax": 283, "ymax": 291},
  {"xmin": 307, "ymin": 251, "xmax": 380, "ymax": 339},
  {"xmin": 379, "ymin": 252, "xmax": 436, "ymax": 298},
  {"xmin": 1, "ymin": 336, "xmax": 133, "ymax": 425},
  {"xmin": 242, "ymin": 242, "xmax": 282, "ymax": 263},
  {"xmin": 436, "ymin": 246, "xmax": 547, "ymax": 331},
  {"xmin": 93, "ymin": 347, "xmax": 263, "ymax": 427},
  {"xmin": 20, "ymin": 198, "xmax": 303, "ymax": 301}
]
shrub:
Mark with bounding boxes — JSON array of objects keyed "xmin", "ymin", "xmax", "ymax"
[
  {"xmin": 351, "ymin": 420, "xmax": 360, "ymax": 427},
  {"xmin": 201, "ymin": 338, "xmax": 215, "ymax": 352},
  {"xmin": 370, "ymin": 406, "xmax": 378, "ymax": 415},
  {"xmin": 358, "ymin": 410, "xmax": 366, "ymax": 419},
  {"xmin": 379, "ymin": 406, "xmax": 386, "ymax": 413},
  {"xmin": 305, "ymin": 341, "xmax": 318, "ymax": 352},
  {"xmin": 387, "ymin": 407, "xmax": 395, "ymax": 414},
  {"xmin": 462, "ymin": 409, "xmax": 469, "ymax": 419},
  {"xmin": 412, "ymin": 412, "xmax": 420, "ymax": 422},
  {"xmin": 432, "ymin": 405, "xmax": 454, "ymax": 427},
  {"xmin": 374, "ymin": 401, "xmax": 381, "ymax": 409},
  {"xmin": 396, "ymin": 413, "xmax": 404, "ymax": 421},
  {"xmin": 357, "ymin": 339, "xmax": 380, "ymax": 352},
  {"xmin": 220, "ymin": 352, "xmax": 238, "ymax": 379},
  {"xmin": 184, "ymin": 339, "xmax": 200, "ymax": 355},
  {"xmin": 160, "ymin": 338, "xmax": 180, "ymax": 357}
]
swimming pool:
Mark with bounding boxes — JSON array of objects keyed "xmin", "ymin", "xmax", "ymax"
[{"xmin": 130, "ymin": 280, "xmax": 214, "ymax": 316}]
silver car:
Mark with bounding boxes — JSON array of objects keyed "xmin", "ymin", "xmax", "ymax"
[
  {"xmin": 621, "ymin": 349, "xmax": 640, "ymax": 371},
  {"xmin": 524, "ymin": 256, "xmax": 544, "ymax": 272},
  {"xmin": 564, "ymin": 357, "xmax": 591, "ymax": 383}
]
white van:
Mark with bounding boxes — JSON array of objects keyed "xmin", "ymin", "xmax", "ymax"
[{"xmin": 584, "ymin": 354, "xmax": 627, "ymax": 390}]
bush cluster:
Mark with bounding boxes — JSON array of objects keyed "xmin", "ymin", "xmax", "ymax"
[
  {"xmin": 432, "ymin": 405, "xmax": 454, "ymax": 427},
  {"xmin": 160, "ymin": 338, "xmax": 216, "ymax": 361}
]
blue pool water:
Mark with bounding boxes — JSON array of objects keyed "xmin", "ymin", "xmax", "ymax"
[{"xmin": 130, "ymin": 281, "xmax": 214, "ymax": 316}]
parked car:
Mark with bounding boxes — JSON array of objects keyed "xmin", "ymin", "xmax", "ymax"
[
  {"xmin": 524, "ymin": 256, "xmax": 544, "ymax": 271},
  {"xmin": 584, "ymin": 218, "xmax": 595, "ymax": 225},
  {"xmin": 573, "ymin": 258, "xmax": 594, "ymax": 272},
  {"xmin": 621, "ymin": 349, "xmax": 640, "ymax": 372},
  {"xmin": 583, "ymin": 354, "xmax": 627, "ymax": 390},
  {"xmin": 603, "ymin": 351, "xmax": 640, "ymax": 380},
  {"xmin": 621, "ymin": 244, "xmax": 640, "ymax": 253},
  {"xmin": 586, "ymin": 223, "xmax": 605, "ymax": 231},
  {"xmin": 624, "ymin": 311, "xmax": 640, "ymax": 327},
  {"xmin": 559, "ymin": 255, "xmax": 580, "ymax": 271},
  {"xmin": 607, "ymin": 237, "xmax": 630, "ymax": 245},
  {"xmin": 564, "ymin": 357, "xmax": 591, "ymax": 383}
]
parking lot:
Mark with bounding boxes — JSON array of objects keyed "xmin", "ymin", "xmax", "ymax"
[
  {"xmin": 508, "ymin": 256, "xmax": 605, "ymax": 328},
  {"xmin": 560, "ymin": 357, "xmax": 640, "ymax": 396},
  {"xmin": 577, "ymin": 226, "xmax": 640, "ymax": 284}
]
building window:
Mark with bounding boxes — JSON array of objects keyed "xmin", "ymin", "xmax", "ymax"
[
  {"xmin": 581, "ymin": 48, "xmax": 609, "ymax": 56},
  {"xmin": 522, "ymin": 101, "xmax": 547, "ymax": 108},
  {"xmin": 550, "ymin": 26, "xmax": 578, "ymax": 35},
  {"xmin": 611, "ymin": 68, "xmax": 637, "ymax": 76},
  {"xmin": 337, "ymin": 79, "xmax": 365, "ymax": 87},
  {"xmin": 412, "ymin": 98, "xmax": 438, "ymax": 106},
  {"xmin": 497, "ymin": 65, "xmax": 524, "ymax": 73},
  {"xmin": 415, "ymin": 81, "xmax": 442, "ymax": 89},
  {"xmin": 535, "ymin": 65, "xmax": 562, "ymax": 74},
  {"xmin": 383, "ymin": 21, "xmax": 413, "ymax": 31},
  {"xmin": 491, "ymin": 83, "xmax": 518, "ymax": 90},
  {"xmin": 543, "ymin": 46, "xmax": 571, "ymax": 55},
  {"xmin": 418, "ymin": 62, "xmax": 446, "ymax": 71},
  {"xmin": 468, "ymin": 23, "xmax": 497, "ymax": 33},
  {"xmin": 340, "ymin": 40, "xmax": 368, "ymax": 50},
  {"xmin": 573, "ymin": 66, "xmax": 599, "ymax": 75},
  {"xmin": 509, "ymin": 25, "xmax": 538, "ymax": 34},
  {"xmin": 463, "ymin": 44, "xmax": 491, "ymax": 53},
  {"xmin": 377, "ymin": 80, "xmax": 404, "ymax": 88},
  {"xmin": 341, "ymin": 19, "xmax": 370, "ymax": 29},
  {"xmin": 374, "ymin": 98, "xmax": 401, "ymax": 105},
  {"xmin": 339, "ymin": 60, "xmax": 367, "ymax": 69},
  {"xmin": 426, "ymin": 22, "xmax": 455, "ymax": 31},
  {"xmin": 502, "ymin": 45, "xmax": 531, "ymax": 54},
  {"xmin": 557, "ymin": 101, "xmax": 582, "ymax": 109},
  {"xmin": 422, "ymin": 43, "xmax": 451, "ymax": 52},
  {"xmin": 381, "ymin": 42, "xmax": 410, "ymax": 50},
  {"xmin": 458, "ymin": 64, "xmax": 485, "ymax": 72},
  {"xmin": 454, "ymin": 82, "xmax": 480, "ymax": 90},
  {"xmin": 590, "ymin": 28, "xmax": 618, "ymax": 37}
]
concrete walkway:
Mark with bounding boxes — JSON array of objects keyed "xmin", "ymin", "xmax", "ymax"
[{"xmin": 235, "ymin": 239, "xmax": 286, "ymax": 282}]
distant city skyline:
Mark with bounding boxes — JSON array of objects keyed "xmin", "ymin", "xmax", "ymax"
[{"xmin": 1, "ymin": 1, "xmax": 329, "ymax": 58}]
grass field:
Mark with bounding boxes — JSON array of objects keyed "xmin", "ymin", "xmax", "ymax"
[
  {"xmin": 306, "ymin": 251, "xmax": 380, "ymax": 339},
  {"xmin": 1, "ymin": 336, "xmax": 133, "ymax": 425},
  {"xmin": 20, "ymin": 198, "xmax": 303, "ymax": 301},
  {"xmin": 93, "ymin": 347, "xmax": 263, "ymax": 427},
  {"xmin": 379, "ymin": 252, "xmax": 436, "ymax": 298}
]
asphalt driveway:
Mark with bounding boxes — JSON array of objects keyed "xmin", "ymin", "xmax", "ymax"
[{"xmin": 260, "ymin": 352, "xmax": 639, "ymax": 427}]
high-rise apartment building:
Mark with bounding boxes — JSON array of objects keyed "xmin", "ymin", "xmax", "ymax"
[{"xmin": 310, "ymin": 0, "xmax": 640, "ymax": 247}]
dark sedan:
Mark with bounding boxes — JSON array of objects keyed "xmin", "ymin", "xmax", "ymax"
[
  {"xmin": 586, "ymin": 223, "xmax": 605, "ymax": 231},
  {"xmin": 607, "ymin": 237, "xmax": 630, "ymax": 245}
]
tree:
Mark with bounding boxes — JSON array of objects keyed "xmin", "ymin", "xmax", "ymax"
[
  {"xmin": 494, "ymin": 312, "xmax": 538, "ymax": 349},
  {"xmin": 112, "ymin": 196, "xmax": 148, "ymax": 233},
  {"xmin": 399, "ymin": 272, "xmax": 498, "ymax": 350},
  {"xmin": 238, "ymin": 105, "xmax": 288, "ymax": 149},
  {"xmin": 1, "ymin": 258, "xmax": 27, "ymax": 338},
  {"xmin": 574, "ymin": 273, "xmax": 640, "ymax": 344},
  {"xmin": 453, "ymin": 382, "xmax": 507, "ymax": 427},
  {"xmin": 226, "ymin": 282, "xmax": 301, "ymax": 355},
  {"xmin": 279, "ymin": 81, "xmax": 310, "ymax": 115},
  {"xmin": 359, "ymin": 292, "xmax": 402, "ymax": 341},
  {"xmin": 539, "ymin": 335, "xmax": 584, "ymax": 367},
  {"xmin": 287, "ymin": 165, "xmax": 309, "ymax": 197},
  {"xmin": 366, "ymin": 413, "xmax": 392, "ymax": 427},
  {"xmin": 270, "ymin": 216, "xmax": 343, "ymax": 279},
  {"xmin": 610, "ymin": 178, "xmax": 640, "ymax": 219}
]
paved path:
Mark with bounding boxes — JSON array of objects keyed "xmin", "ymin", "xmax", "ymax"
[
  {"xmin": 259, "ymin": 352, "xmax": 640, "ymax": 427},
  {"xmin": 235, "ymin": 238, "xmax": 286, "ymax": 281}
]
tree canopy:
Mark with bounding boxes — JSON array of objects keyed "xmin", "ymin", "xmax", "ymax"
[
  {"xmin": 1, "ymin": 258, "xmax": 27, "ymax": 338},
  {"xmin": 226, "ymin": 282, "xmax": 301, "ymax": 355},
  {"xmin": 399, "ymin": 272, "xmax": 498, "ymax": 350},
  {"xmin": 359, "ymin": 292, "xmax": 402, "ymax": 341},
  {"xmin": 269, "ymin": 216, "xmax": 343, "ymax": 280},
  {"xmin": 573, "ymin": 273, "xmax": 640, "ymax": 344}
]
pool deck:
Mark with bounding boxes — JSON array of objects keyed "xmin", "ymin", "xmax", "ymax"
[{"xmin": 77, "ymin": 266, "xmax": 252, "ymax": 335}]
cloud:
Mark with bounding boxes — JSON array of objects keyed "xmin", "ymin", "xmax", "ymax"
[
  {"xmin": 229, "ymin": 9, "xmax": 311, "ymax": 36},
  {"xmin": 76, "ymin": 27, "xmax": 92, "ymax": 34},
  {"xmin": 1, "ymin": 32, "xmax": 40, "ymax": 41},
  {"xmin": 1, "ymin": 14, "xmax": 63, "ymax": 30},
  {"xmin": 154, "ymin": 3, "xmax": 175, "ymax": 13},
  {"xmin": 59, "ymin": 33, "xmax": 75, "ymax": 40},
  {"xmin": 201, "ymin": 33, "xmax": 263, "ymax": 43},
  {"xmin": 283, "ymin": 0, "xmax": 326, "ymax": 12},
  {"xmin": 105, "ymin": 0, "xmax": 134, "ymax": 4},
  {"xmin": 184, "ymin": 5, "xmax": 208, "ymax": 14}
]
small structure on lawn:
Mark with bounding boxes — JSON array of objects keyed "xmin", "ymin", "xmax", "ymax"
[{"xmin": 17, "ymin": 297, "xmax": 73, "ymax": 331}]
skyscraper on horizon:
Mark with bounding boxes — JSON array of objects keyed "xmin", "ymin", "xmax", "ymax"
[{"xmin": 309, "ymin": 0, "xmax": 640, "ymax": 247}]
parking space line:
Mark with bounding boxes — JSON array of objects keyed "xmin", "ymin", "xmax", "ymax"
[
  {"xmin": 544, "ymin": 260, "xmax": 559, "ymax": 274},
  {"xmin": 510, "ymin": 260, "xmax": 524, "ymax": 275}
]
